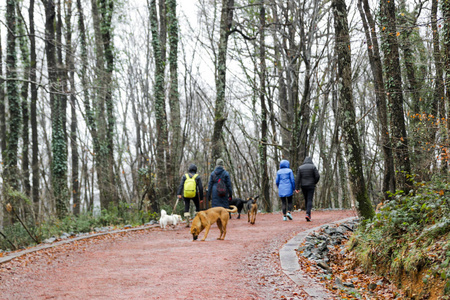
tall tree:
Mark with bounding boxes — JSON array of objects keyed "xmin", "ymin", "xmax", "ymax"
[
  {"xmin": 397, "ymin": 2, "xmax": 432, "ymax": 179},
  {"xmin": 397, "ymin": 2, "xmax": 423, "ymax": 116},
  {"xmin": 77, "ymin": 0, "xmax": 94, "ymax": 211},
  {"xmin": 91, "ymin": 0, "xmax": 119, "ymax": 209},
  {"xmin": 292, "ymin": 1, "xmax": 314, "ymax": 168},
  {"xmin": 0, "ymin": 27, "xmax": 6, "ymax": 180},
  {"xmin": 271, "ymin": 3, "xmax": 290, "ymax": 161},
  {"xmin": 358, "ymin": 0, "xmax": 396, "ymax": 197},
  {"xmin": 16, "ymin": 3, "xmax": 31, "ymax": 198},
  {"xmin": 432, "ymin": 0, "xmax": 447, "ymax": 172},
  {"xmin": 29, "ymin": 0, "xmax": 40, "ymax": 215},
  {"xmin": 441, "ymin": 0, "xmax": 450, "ymax": 172},
  {"xmin": 43, "ymin": 0, "xmax": 69, "ymax": 218},
  {"xmin": 282, "ymin": 2, "xmax": 301, "ymax": 167},
  {"xmin": 149, "ymin": 0, "xmax": 170, "ymax": 202},
  {"xmin": 432, "ymin": 0, "xmax": 445, "ymax": 132},
  {"xmin": 167, "ymin": 0, "xmax": 182, "ymax": 197},
  {"xmin": 210, "ymin": 0, "xmax": 235, "ymax": 164},
  {"xmin": 65, "ymin": 0, "xmax": 80, "ymax": 214},
  {"xmin": 5, "ymin": 0, "xmax": 21, "ymax": 192},
  {"xmin": 379, "ymin": 0, "xmax": 412, "ymax": 192},
  {"xmin": 333, "ymin": 0, "xmax": 374, "ymax": 219},
  {"xmin": 56, "ymin": 0, "xmax": 68, "ymax": 138},
  {"xmin": 99, "ymin": 0, "xmax": 118, "ymax": 204},
  {"xmin": 258, "ymin": 1, "xmax": 270, "ymax": 212}
]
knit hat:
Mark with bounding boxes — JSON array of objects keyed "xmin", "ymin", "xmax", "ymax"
[{"xmin": 216, "ymin": 158, "xmax": 224, "ymax": 166}]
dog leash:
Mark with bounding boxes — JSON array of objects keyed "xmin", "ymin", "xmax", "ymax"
[{"xmin": 173, "ymin": 197, "xmax": 179, "ymax": 214}]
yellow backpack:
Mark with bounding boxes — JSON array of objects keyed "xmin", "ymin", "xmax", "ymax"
[{"xmin": 183, "ymin": 173, "xmax": 198, "ymax": 198}]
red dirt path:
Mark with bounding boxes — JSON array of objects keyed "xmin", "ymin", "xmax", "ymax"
[{"xmin": 0, "ymin": 210, "xmax": 354, "ymax": 299}]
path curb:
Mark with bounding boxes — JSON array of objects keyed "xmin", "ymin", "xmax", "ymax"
[{"xmin": 279, "ymin": 217, "xmax": 357, "ymax": 299}]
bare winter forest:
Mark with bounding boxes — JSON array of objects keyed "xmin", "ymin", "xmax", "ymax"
[{"xmin": 0, "ymin": 0, "xmax": 447, "ymax": 226}]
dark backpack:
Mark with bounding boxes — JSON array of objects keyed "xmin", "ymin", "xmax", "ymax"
[{"xmin": 214, "ymin": 173, "xmax": 227, "ymax": 197}]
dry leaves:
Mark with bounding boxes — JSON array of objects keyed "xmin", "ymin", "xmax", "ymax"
[{"xmin": 298, "ymin": 232, "xmax": 406, "ymax": 299}]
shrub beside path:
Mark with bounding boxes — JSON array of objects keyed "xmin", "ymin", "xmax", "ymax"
[{"xmin": 0, "ymin": 210, "xmax": 354, "ymax": 299}]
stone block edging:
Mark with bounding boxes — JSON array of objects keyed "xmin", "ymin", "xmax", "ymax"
[{"xmin": 279, "ymin": 217, "xmax": 357, "ymax": 299}]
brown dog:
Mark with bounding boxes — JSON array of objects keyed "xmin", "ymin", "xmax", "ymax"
[
  {"xmin": 246, "ymin": 197, "xmax": 258, "ymax": 225},
  {"xmin": 190, "ymin": 205, "xmax": 237, "ymax": 241}
]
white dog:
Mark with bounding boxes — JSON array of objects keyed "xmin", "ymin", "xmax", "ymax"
[{"xmin": 159, "ymin": 209, "xmax": 183, "ymax": 229}]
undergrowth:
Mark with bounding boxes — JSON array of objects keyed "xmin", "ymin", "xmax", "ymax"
[
  {"xmin": 0, "ymin": 202, "xmax": 159, "ymax": 251},
  {"xmin": 349, "ymin": 176, "xmax": 450, "ymax": 297}
]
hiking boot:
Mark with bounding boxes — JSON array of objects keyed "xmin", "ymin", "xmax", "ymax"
[
  {"xmin": 305, "ymin": 215, "xmax": 311, "ymax": 222},
  {"xmin": 283, "ymin": 216, "xmax": 287, "ymax": 221},
  {"xmin": 287, "ymin": 212, "xmax": 293, "ymax": 220}
]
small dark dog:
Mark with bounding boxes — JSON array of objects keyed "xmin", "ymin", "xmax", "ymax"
[
  {"xmin": 228, "ymin": 198, "xmax": 247, "ymax": 219},
  {"xmin": 246, "ymin": 196, "xmax": 258, "ymax": 225}
]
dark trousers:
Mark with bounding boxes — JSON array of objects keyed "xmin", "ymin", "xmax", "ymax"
[
  {"xmin": 301, "ymin": 186, "xmax": 315, "ymax": 216},
  {"xmin": 184, "ymin": 197, "xmax": 200, "ymax": 213},
  {"xmin": 280, "ymin": 195, "xmax": 293, "ymax": 215}
]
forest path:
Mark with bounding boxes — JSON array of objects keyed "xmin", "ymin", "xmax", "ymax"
[{"xmin": 0, "ymin": 210, "xmax": 354, "ymax": 299}]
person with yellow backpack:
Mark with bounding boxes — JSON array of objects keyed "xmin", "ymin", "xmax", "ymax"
[{"xmin": 177, "ymin": 164, "xmax": 204, "ymax": 227}]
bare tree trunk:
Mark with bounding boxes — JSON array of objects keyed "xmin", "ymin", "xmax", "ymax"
[
  {"xmin": 65, "ymin": 0, "xmax": 80, "ymax": 214},
  {"xmin": 0, "ymin": 23, "xmax": 5, "ymax": 160},
  {"xmin": 210, "ymin": 0, "xmax": 235, "ymax": 164},
  {"xmin": 5, "ymin": 0, "xmax": 20, "ymax": 191},
  {"xmin": 28, "ymin": 0, "xmax": 40, "ymax": 217},
  {"xmin": 398, "ymin": 7, "xmax": 422, "ymax": 116},
  {"xmin": 91, "ymin": 0, "xmax": 119, "ymax": 209},
  {"xmin": 16, "ymin": 6, "xmax": 31, "ymax": 198},
  {"xmin": 444, "ymin": 0, "xmax": 450, "ymax": 176},
  {"xmin": 292, "ymin": 0, "xmax": 315, "ymax": 165},
  {"xmin": 431, "ymin": 0, "xmax": 447, "ymax": 172},
  {"xmin": 358, "ymin": 0, "xmax": 395, "ymax": 197},
  {"xmin": 397, "ymin": 2, "xmax": 430, "ymax": 179},
  {"xmin": 76, "ymin": 0, "xmax": 92, "ymax": 212},
  {"xmin": 333, "ymin": 0, "xmax": 374, "ymax": 219},
  {"xmin": 285, "ymin": 4, "xmax": 300, "ymax": 169},
  {"xmin": 159, "ymin": 0, "xmax": 167, "ymax": 62},
  {"xmin": 149, "ymin": 0, "xmax": 170, "ymax": 203},
  {"xmin": 270, "ymin": 2, "xmax": 289, "ymax": 160},
  {"xmin": 56, "ymin": 0, "xmax": 68, "ymax": 138},
  {"xmin": 167, "ymin": 0, "xmax": 182, "ymax": 198},
  {"xmin": 43, "ymin": 0, "xmax": 69, "ymax": 218},
  {"xmin": 0, "ymin": 21, "xmax": 4, "ymax": 227},
  {"xmin": 100, "ymin": 0, "xmax": 119, "ymax": 206},
  {"xmin": 258, "ymin": 1, "xmax": 271, "ymax": 212},
  {"xmin": 379, "ymin": 0, "xmax": 413, "ymax": 192}
]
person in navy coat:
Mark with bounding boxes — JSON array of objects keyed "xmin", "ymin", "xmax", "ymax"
[
  {"xmin": 207, "ymin": 158, "xmax": 233, "ymax": 208},
  {"xmin": 295, "ymin": 156, "xmax": 320, "ymax": 222}
]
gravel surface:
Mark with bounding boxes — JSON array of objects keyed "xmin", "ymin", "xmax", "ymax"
[{"xmin": 0, "ymin": 210, "xmax": 354, "ymax": 299}]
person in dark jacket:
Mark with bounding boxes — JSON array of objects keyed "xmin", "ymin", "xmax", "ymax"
[
  {"xmin": 276, "ymin": 159, "xmax": 296, "ymax": 221},
  {"xmin": 208, "ymin": 158, "xmax": 233, "ymax": 208},
  {"xmin": 177, "ymin": 164, "xmax": 204, "ymax": 227},
  {"xmin": 295, "ymin": 156, "xmax": 320, "ymax": 222}
]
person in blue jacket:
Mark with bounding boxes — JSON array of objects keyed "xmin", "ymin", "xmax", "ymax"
[
  {"xmin": 208, "ymin": 158, "xmax": 233, "ymax": 208},
  {"xmin": 276, "ymin": 159, "xmax": 296, "ymax": 221}
]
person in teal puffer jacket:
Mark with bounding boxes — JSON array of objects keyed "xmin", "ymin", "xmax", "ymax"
[{"xmin": 275, "ymin": 160, "xmax": 296, "ymax": 221}]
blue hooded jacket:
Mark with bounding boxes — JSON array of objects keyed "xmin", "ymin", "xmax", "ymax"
[{"xmin": 276, "ymin": 160, "xmax": 296, "ymax": 197}]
